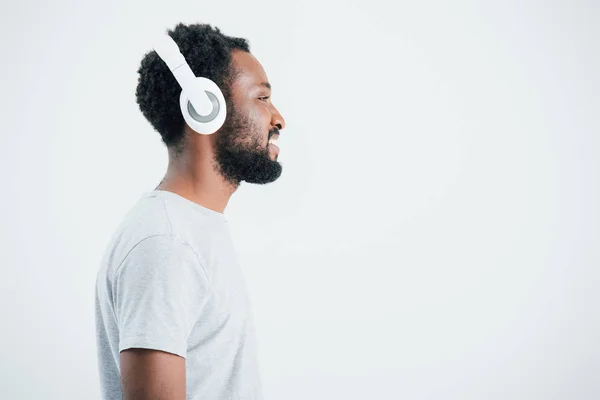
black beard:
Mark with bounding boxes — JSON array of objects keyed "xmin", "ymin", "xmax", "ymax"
[{"xmin": 213, "ymin": 104, "xmax": 282, "ymax": 186}]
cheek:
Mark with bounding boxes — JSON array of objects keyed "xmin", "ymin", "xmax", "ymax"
[
  {"xmin": 249, "ymin": 106, "xmax": 272, "ymax": 136},
  {"xmin": 235, "ymin": 104, "xmax": 265, "ymax": 129},
  {"xmin": 253, "ymin": 106, "xmax": 271, "ymax": 125}
]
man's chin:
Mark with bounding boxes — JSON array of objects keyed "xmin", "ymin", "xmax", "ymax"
[
  {"xmin": 242, "ymin": 162, "xmax": 283, "ymax": 185},
  {"xmin": 214, "ymin": 141, "xmax": 283, "ymax": 185}
]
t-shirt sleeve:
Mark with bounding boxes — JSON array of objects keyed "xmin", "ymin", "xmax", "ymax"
[{"xmin": 112, "ymin": 234, "xmax": 210, "ymax": 359}]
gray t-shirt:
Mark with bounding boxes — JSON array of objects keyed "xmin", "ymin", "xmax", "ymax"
[{"xmin": 95, "ymin": 190, "xmax": 263, "ymax": 400}]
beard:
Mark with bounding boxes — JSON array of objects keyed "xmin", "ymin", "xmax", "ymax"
[{"xmin": 213, "ymin": 102, "xmax": 282, "ymax": 186}]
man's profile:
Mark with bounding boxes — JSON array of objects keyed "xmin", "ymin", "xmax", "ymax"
[{"xmin": 94, "ymin": 22, "xmax": 286, "ymax": 400}]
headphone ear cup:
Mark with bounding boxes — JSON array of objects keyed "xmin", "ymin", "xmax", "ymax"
[{"xmin": 180, "ymin": 77, "xmax": 227, "ymax": 135}]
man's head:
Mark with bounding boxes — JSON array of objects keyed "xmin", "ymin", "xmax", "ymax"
[{"xmin": 136, "ymin": 23, "xmax": 286, "ymax": 186}]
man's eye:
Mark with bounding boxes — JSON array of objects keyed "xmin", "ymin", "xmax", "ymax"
[{"xmin": 259, "ymin": 96, "xmax": 270, "ymax": 101}]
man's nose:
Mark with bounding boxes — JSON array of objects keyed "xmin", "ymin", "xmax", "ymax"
[{"xmin": 271, "ymin": 104, "xmax": 286, "ymax": 131}]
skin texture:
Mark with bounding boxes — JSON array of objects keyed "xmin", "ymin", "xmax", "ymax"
[
  {"xmin": 120, "ymin": 349, "xmax": 186, "ymax": 399},
  {"xmin": 120, "ymin": 50, "xmax": 286, "ymax": 399}
]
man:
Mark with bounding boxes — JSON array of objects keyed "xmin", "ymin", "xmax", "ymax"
[{"xmin": 95, "ymin": 22, "xmax": 286, "ymax": 400}]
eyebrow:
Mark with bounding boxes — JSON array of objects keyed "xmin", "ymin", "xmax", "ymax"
[{"xmin": 257, "ymin": 82, "xmax": 271, "ymax": 90}]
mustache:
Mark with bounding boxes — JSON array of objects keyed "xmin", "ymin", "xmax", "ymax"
[{"xmin": 269, "ymin": 128, "xmax": 279, "ymax": 139}]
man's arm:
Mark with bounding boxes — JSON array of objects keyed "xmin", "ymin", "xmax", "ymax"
[
  {"xmin": 113, "ymin": 235, "xmax": 208, "ymax": 398},
  {"xmin": 120, "ymin": 348, "xmax": 186, "ymax": 400}
]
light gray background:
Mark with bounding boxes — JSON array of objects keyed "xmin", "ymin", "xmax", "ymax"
[{"xmin": 1, "ymin": 0, "xmax": 598, "ymax": 399}]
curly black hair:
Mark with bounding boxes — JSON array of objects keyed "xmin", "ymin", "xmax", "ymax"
[{"xmin": 135, "ymin": 23, "xmax": 251, "ymax": 153}]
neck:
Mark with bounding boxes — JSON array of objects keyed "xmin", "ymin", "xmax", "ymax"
[{"xmin": 155, "ymin": 137, "xmax": 238, "ymax": 214}]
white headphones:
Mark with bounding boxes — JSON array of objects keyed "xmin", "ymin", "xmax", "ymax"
[{"xmin": 153, "ymin": 35, "xmax": 227, "ymax": 135}]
